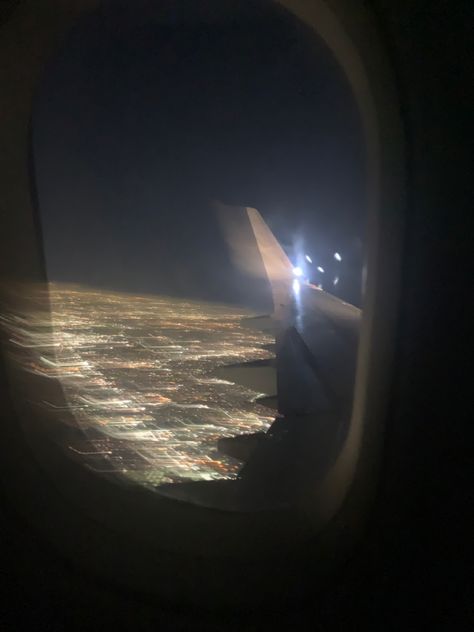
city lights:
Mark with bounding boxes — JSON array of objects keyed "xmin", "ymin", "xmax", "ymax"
[{"xmin": 1, "ymin": 283, "xmax": 275, "ymax": 489}]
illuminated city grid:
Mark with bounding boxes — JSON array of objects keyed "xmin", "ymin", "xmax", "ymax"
[{"xmin": 2, "ymin": 283, "xmax": 275, "ymax": 489}]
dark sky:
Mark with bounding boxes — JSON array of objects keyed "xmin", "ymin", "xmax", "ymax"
[{"xmin": 33, "ymin": 1, "xmax": 366, "ymax": 308}]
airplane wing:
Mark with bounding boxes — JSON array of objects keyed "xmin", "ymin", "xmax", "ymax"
[{"xmin": 216, "ymin": 203, "xmax": 361, "ymax": 415}]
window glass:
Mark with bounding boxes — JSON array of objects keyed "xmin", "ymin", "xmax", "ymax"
[{"xmin": 8, "ymin": 2, "xmax": 366, "ymax": 509}]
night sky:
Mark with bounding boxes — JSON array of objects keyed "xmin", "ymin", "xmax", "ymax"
[{"xmin": 33, "ymin": 1, "xmax": 366, "ymax": 308}]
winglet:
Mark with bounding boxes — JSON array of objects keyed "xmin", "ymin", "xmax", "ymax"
[
  {"xmin": 216, "ymin": 203, "xmax": 294, "ymax": 319},
  {"xmin": 245, "ymin": 207, "xmax": 294, "ymax": 319}
]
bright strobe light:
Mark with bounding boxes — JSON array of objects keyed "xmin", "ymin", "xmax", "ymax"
[
  {"xmin": 293, "ymin": 266, "xmax": 303, "ymax": 277},
  {"xmin": 334, "ymin": 252, "xmax": 342, "ymax": 262},
  {"xmin": 317, "ymin": 266, "xmax": 325, "ymax": 273}
]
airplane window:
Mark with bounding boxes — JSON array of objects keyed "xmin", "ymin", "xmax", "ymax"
[{"xmin": 3, "ymin": 1, "xmax": 366, "ymax": 515}]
